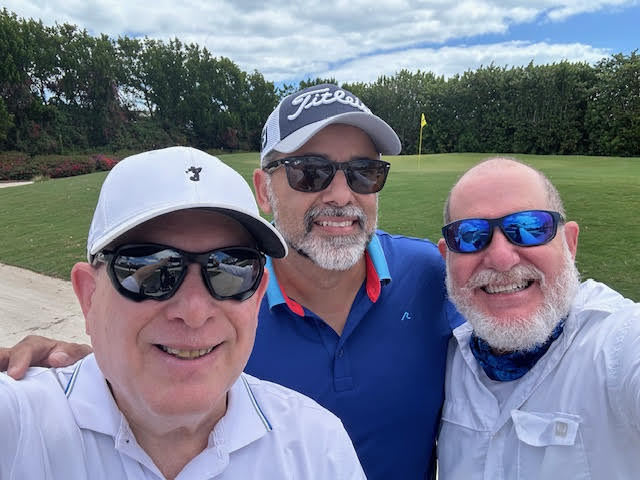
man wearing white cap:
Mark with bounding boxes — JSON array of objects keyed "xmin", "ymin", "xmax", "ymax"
[
  {"xmin": 0, "ymin": 147, "xmax": 365, "ymax": 479},
  {"xmin": 1, "ymin": 85, "xmax": 461, "ymax": 479}
]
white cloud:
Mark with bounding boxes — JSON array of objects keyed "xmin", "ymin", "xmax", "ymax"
[
  {"xmin": 2, "ymin": 0, "xmax": 635, "ymax": 82},
  {"xmin": 319, "ymin": 41, "xmax": 611, "ymax": 83},
  {"xmin": 545, "ymin": 0, "xmax": 639, "ymax": 20}
]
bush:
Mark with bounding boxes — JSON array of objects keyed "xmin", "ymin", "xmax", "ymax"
[
  {"xmin": 0, "ymin": 152, "xmax": 120, "ymax": 180},
  {"xmin": 0, "ymin": 152, "xmax": 38, "ymax": 180},
  {"xmin": 92, "ymin": 154, "xmax": 119, "ymax": 171},
  {"xmin": 43, "ymin": 157, "xmax": 95, "ymax": 178}
]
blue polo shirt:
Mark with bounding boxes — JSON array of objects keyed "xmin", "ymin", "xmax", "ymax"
[{"xmin": 245, "ymin": 230, "xmax": 460, "ymax": 479}]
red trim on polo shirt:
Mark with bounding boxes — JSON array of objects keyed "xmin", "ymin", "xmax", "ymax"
[
  {"xmin": 365, "ymin": 251, "xmax": 381, "ymax": 302},
  {"xmin": 279, "ymin": 282, "xmax": 305, "ymax": 316},
  {"xmin": 278, "ymin": 252, "xmax": 381, "ymax": 317}
]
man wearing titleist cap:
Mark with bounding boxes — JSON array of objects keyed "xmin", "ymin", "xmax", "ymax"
[
  {"xmin": 1, "ymin": 85, "xmax": 461, "ymax": 479},
  {"xmin": 0, "ymin": 146, "xmax": 365, "ymax": 479},
  {"xmin": 248, "ymin": 83, "xmax": 458, "ymax": 479}
]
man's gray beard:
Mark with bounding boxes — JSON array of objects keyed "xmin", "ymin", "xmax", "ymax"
[
  {"xmin": 446, "ymin": 241, "xmax": 581, "ymax": 352},
  {"xmin": 268, "ymin": 184, "xmax": 376, "ymax": 271},
  {"xmin": 295, "ymin": 206, "xmax": 373, "ymax": 270}
]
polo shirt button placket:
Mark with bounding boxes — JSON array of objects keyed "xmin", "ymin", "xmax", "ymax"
[{"xmin": 333, "ymin": 345, "xmax": 353, "ymax": 391}]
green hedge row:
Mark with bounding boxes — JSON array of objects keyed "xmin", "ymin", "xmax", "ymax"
[{"xmin": 0, "ymin": 153, "xmax": 118, "ymax": 181}]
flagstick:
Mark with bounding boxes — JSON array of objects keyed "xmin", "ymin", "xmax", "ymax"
[
  {"xmin": 418, "ymin": 113, "xmax": 426, "ymax": 170},
  {"xmin": 418, "ymin": 126, "xmax": 423, "ymax": 170}
]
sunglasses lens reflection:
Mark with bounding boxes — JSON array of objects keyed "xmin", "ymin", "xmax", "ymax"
[
  {"xmin": 502, "ymin": 211, "xmax": 556, "ymax": 246},
  {"xmin": 108, "ymin": 245, "xmax": 263, "ymax": 301},
  {"xmin": 446, "ymin": 219, "xmax": 491, "ymax": 253},
  {"xmin": 443, "ymin": 210, "xmax": 560, "ymax": 253},
  {"xmin": 206, "ymin": 249, "xmax": 263, "ymax": 300},
  {"xmin": 283, "ymin": 156, "xmax": 389, "ymax": 194}
]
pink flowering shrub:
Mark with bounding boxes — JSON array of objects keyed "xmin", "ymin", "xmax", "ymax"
[
  {"xmin": 0, "ymin": 152, "xmax": 38, "ymax": 180},
  {"xmin": 0, "ymin": 153, "xmax": 120, "ymax": 180}
]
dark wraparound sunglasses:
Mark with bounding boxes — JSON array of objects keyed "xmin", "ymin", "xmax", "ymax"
[
  {"xmin": 442, "ymin": 210, "xmax": 565, "ymax": 254},
  {"xmin": 263, "ymin": 155, "xmax": 391, "ymax": 194},
  {"xmin": 93, "ymin": 243, "xmax": 265, "ymax": 302}
]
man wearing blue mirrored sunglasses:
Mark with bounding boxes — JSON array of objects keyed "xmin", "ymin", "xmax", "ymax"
[{"xmin": 437, "ymin": 157, "xmax": 640, "ymax": 479}]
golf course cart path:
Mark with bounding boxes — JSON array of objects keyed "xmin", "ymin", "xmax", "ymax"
[{"xmin": 0, "ymin": 263, "xmax": 88, "ymax": 348}]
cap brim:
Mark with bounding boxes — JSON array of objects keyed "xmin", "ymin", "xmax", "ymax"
[
  {"xmin": 272, "ymin": 111, "xmax": 401, "ymax": 158},
  {"xmin": 213, "ymin": 208, "xmax": 287, "ymax": 259},
  {"xmin": 89, "ymin": 204, "xmax": 287, "ymax": 260}
]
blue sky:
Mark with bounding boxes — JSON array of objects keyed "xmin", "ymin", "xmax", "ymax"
[
  {"xmin": 3, "ymin": 1, "xmax": 639, "ymax": 85},
  {"xmin": 479, "ymin": 8, "xmax": 638, "ymax": 54}
]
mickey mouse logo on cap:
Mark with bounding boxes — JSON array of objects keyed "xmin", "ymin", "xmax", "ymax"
[{"xmin": 186, "ymin": 166, "xmax": 202, "ymax": 182}]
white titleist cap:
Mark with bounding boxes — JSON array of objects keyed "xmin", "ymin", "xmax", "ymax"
[
  {"xmin": 87, "ymin": 146, "xmax": 287, "ymax": 261},
  {"xmin": 260, "ymin": 83, "xmax": 401, "ymax": 165}
]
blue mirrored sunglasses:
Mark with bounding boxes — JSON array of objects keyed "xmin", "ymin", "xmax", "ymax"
[{"xmin": 442, "ymin": 210, "xmax": 565, "ymax": 254}]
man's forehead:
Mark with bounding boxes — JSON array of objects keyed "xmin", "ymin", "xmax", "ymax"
[{"xmin": 450, "ymin": 161, "xmax": 548, "ymax": 217}]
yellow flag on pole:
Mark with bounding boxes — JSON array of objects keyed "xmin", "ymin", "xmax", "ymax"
[{"xmin": 420, "ymin": 113, "xmax": 427, "ymax": 129}]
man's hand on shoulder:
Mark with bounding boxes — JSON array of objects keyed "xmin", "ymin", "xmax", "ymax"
[{"xmin": 0, "ymin": 335, "xmax": 92, "ymax": 379}]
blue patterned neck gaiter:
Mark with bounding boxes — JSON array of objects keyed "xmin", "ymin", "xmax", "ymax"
[{"xmin": 469, "ymin": 320, "xmax": 565, "ymax": 382}]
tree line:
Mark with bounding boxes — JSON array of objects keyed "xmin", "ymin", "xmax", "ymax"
[{"xmin": 1, "ymin": 9, "xmax": 638, "ymax": 157}]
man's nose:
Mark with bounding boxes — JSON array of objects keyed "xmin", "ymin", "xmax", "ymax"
[
  {"xmin": 166, "ymin": 264, "xmax": 218, "ymax": 328},
  {"xmin": 320, "ymin": 169, "xmax": 355, "ymax": 206},
  {"xmin": 481, "ymin": 228, "xmax": 521, "ymax": 271}
]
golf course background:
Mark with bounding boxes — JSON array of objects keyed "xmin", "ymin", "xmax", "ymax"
[{"xmin": 0, "ymin": 152, "xmax": 638, "ymax": 301}]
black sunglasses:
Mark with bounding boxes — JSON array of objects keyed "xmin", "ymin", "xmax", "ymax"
[
  {"xmin": 442, "ymin": 210, "xmax": 565, "ymax": 254},
  {"xmin": 263, "ymin": 155, "xmax": 391, "ymax": 194},
  {"xmin": 93, "ymin": 243, "xmax": 265, "ymax": 302}
]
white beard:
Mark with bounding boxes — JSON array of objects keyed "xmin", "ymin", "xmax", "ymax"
[
  {"xmin": 446, "ymin": 241, "xmax": 581, "ymax": 352},
  {"xmin": 267, "ymin": 182, "xmax": 376, "ymax": 271}
]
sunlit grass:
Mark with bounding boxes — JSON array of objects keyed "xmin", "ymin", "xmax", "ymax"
[{"xmin": 0, "ymin": 152, "xmax": 638, "ymax": 300}]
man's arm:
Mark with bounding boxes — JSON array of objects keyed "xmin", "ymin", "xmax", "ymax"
[
  {"xmin": 617, "ymin": 308, "xmax": 640, "ymax": 430},
  {"xmin": 0, "ymin": 335, "xmax": 92, "ymax": 379}
]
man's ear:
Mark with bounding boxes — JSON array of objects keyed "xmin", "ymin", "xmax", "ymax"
[
  {"xmin": 71, "ymin": 263, "xmax": 97, "ymax": 335},
  {"xmin": 253, "ymin": 168, "xmax": 273, "ymax": 215},
  {"xmin": 563, "ymin": 220, "xmax": 580, "ymax": 260},
  {"xmin": 437, "ymin": 238, "xmax": 448, "ymax": 260}
]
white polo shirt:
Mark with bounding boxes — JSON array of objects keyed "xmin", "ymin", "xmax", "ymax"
[{"xmin": 0, "ymin": 354, "xmax": 365, "ymax": 479}]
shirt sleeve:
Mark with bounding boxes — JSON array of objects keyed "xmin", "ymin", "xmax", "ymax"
[
  {"xmin": 323, "ymin": 420, "xmax": 367, "ymax": 479},
  {"xmin": 0, "ymin": 374, "xmax": 23, "ymax": 478},
  {"xmin": 610, "ymin": 305, "xmax": 640, "ymax": 431}
]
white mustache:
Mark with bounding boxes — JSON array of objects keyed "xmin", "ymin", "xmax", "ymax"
[{"xmin": 466, "ymin": 264, "xmax": 544, "ymax": 290}]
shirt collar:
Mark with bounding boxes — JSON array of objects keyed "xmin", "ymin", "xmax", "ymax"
[
  {"xmin": 265, "ymin": 233, "xmax": 391, "ymax": 316},
  {"xmin": 66, "ymin": 354, "xmax": 122, "ymax": 437},
  {"xmin": 66, "ymin": 356, "xmax": 272, "ymax": 454},
  {"xmin": 221, "ymin": 374, "xmax": 273, "ymax": 452}
]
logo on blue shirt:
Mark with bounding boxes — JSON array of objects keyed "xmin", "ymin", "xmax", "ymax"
[{"xmin": 401, "ymin": 311, "xmax": 412, "ymax": 322}]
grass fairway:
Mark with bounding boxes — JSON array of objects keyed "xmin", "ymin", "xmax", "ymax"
[{"xmin": 0, "ymin": 152, "xmax": 638, "ymax": 301}]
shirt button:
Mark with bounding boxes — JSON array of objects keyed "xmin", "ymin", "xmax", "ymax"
[{"xmin": 338, "ymin": 348, "xmax": 344, "ymax": 357}]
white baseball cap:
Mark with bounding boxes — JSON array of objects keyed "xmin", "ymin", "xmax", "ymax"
[
  {"xmin": 260, "ymin": 83, "xmax": 401, "ymax": 165},
  {"xmin": 87, "ymin": 146, "xmax": 287, "ymax": 261}
]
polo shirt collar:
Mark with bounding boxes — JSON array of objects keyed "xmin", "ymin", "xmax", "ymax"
[
  {"xmin": 265, "ymin": 233, "xmax": 391, "ymax": 315},
  {"xmin": 222, "ymin": 374, "xmax": 273, "ymax": 452},
  {"xmin": 65, "ymin": 353, "xmax": 122, "ymax": 437},
  {"xmin": 65, "ymin": 355, "xmax": 273, "ymax": 454}
]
